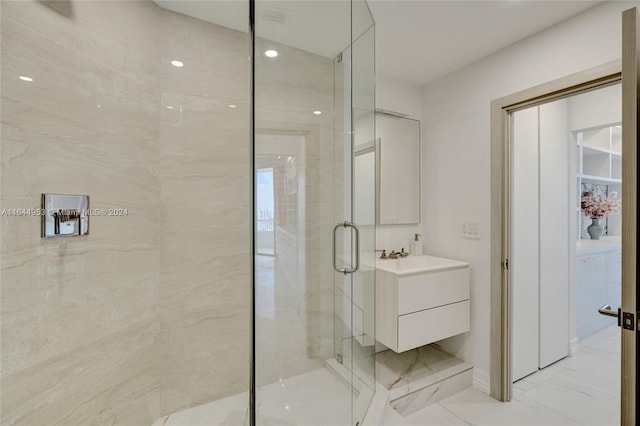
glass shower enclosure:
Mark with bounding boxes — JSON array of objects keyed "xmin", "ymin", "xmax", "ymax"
[
  {"xmin": 253, "ymin": 1, "xmax": 376, "ymax": 424},
  {"xmin": 0, "ymin": 0, "xmax": 375, "ymax": 424}
]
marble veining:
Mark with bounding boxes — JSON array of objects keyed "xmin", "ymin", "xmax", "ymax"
[
  {"xmin": 391, "ymin": 370, "xmax": 473, "ymax": 417},
  {"xmin": 2, "ymin": 0, "xmax": 346, "ymax": 424},
  {"xmin": 377, "ymin": 345, "xmax": 472, "ymax": 401},
  {"xmin": 383, "ymin": 325, "xmax": 619, "ymax": 426},
  {"xmin": 1, "ymin": 2, "xmax": 163, "ymax": 424},
  {"xmin": 2, "ymin": 319, "xmax": 160, "ymax": 426},
  {"xmin": 2, "ymin": 0, "xmax": 361, "ymax": 424}
]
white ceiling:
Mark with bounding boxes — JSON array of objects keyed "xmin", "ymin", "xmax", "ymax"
[
  {"xmin": 153, "ymin": 1, "xmax": 356, "ymax": 57},
  {"xmin": 153, "ymin": 0, "xmax": 602, "ymax": 87},
  {"xmin": 369, "ymin": 0, "xmax": 603, "ymax": 86}
]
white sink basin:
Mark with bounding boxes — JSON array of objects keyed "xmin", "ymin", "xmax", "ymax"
[{"xmin": 376, "ymin": 254, "xmax": 469, "ymax": 276}]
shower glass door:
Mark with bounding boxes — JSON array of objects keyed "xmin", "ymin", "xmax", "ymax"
[
  {"xmin": 253, "ymin": 0, "xmax": 375, "ymax": 424},
  {"xmin": 335, "ymin": 1, "xmax": 376, "ymax": 425}
]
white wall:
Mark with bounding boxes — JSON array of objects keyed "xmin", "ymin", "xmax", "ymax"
[
  {"xmin": 420, "ymin": 1, "xmax": 635, "ymax": 391},
  {"xmin": 568, "ymin": 83, "xmax": 622, "ymax": 131},
  {"xmin": 376, "ymin": 74, "xmax": 423, "ymax": 250}
]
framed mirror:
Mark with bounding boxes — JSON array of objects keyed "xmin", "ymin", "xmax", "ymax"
[{"xmin": 375, "ymin": 113, "xmax": 421, "ymax": 224}]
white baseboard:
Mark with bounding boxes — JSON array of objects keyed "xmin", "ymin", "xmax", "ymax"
[
  {"xmin": 569, "ymin": 337, "xmax": 580, "ymax": 356},
  {"xmin": 472, "ymin": 368, "xmax": 490, "ymax": 395}
]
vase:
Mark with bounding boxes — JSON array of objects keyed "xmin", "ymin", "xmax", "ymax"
[{"xmin": 587, "ymin": 218, "xmax": 604, "ymax": 240}]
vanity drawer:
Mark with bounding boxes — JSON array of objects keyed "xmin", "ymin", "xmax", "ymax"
[
  {"xmin": 397, "ymin": 267, "xmax": 470, "ymax": 315},
  {"xmin": 397, "ymin": 300, "xmax": 470, "ymax": 352}
]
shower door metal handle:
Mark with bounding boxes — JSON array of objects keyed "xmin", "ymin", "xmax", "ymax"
[
  {"xmin": 332, "ymin": 223, "xmax": 347, "ymax": 274},
  {"xmin": 348, "ymin": 221, "xmax": 360, "ymax": 273},
  {"xmin": 333, "ymin": 221, "xmax": 360, "ymax": 274}
]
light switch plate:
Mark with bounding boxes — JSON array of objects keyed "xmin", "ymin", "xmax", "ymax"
[{"xmin": 461, "ymin": 221, "xmax": 481, "ymax": 239}]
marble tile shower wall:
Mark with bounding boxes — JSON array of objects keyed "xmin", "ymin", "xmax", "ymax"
[
  {"xmin": 1, "ymin": 0, "xmax": 338, "ymax": 424},
  {"xmin": 156, "ymin": 9, "xmax": 251, "ymax": 413},
  {"xmin": 1, "ymin": 1, "xmax": 163, "ymax": 424}
]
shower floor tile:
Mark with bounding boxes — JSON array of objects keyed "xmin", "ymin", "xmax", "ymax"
[
  {"xmin": 255, "ymin": 367, "xmax": 352, "ymax": 426},
  {"xmin": 152, "ymin": 367, "xmax": 351, "ymax": 426}
]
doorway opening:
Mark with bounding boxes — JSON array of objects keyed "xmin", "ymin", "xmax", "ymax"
[
  {"xmin": 507, "ymin": 83, "xmax": 622, "ymax": 424},
  {"xmin": 256, "ymin": 167, "xmax": 275, "ymax": 256},
  {"xmin": 489, "ymin": 61, "xmax": 622, "ymax": 402}
]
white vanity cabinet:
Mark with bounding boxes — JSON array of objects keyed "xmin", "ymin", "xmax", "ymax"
[
  {"xmin": 375, "ymin": 256, "xmax": 470, "ymax": 353},
  {"xmin": 575, "ymin": 238, "xmax": 621, "ymax": 340},
  {"xmin": 606, "ymin": 250, "xmax": 622, "ymax": 306}
]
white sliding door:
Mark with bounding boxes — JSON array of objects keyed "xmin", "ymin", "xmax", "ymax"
[
  {"xmin": 539, "ymin": 101, "xmax": 570, "ymax": 368},
  {"xmin": 512, "ymin": 102, "xmax": 571, "ymax": 382},
  {"xmin": 511, "ymin": 107, "xmax": 540, "ymax": 382}
]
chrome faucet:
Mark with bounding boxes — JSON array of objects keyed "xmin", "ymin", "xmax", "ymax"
[
  {"xmin": 388, "ymin": 248, "xmax": 409, "ymax": 259},
  {"xmin": 387, "ymin": 247, "xmax": 409, "ymax": 259},
  {"xmin": 377, "ymin": 248, "xmax": 409, "ymax": 260}
]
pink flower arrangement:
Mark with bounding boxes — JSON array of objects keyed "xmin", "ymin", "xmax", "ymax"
[{"xmin": 581, "ymin": 186, "xmax": 621, "ymax": 219}]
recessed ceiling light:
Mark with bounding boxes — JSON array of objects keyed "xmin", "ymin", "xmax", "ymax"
[
  {"xmin": 265, "ymin": 50, "xmax": 278, "ymax": 58},
  {"xmin": 19, "ymin": 76, "xmax": 33, "ymax": 82},
  {"xmin": 228, "ymin": 104, "xmax": 237, "ymax": 109},
  {"xmin": 171, "ymin": 60, "xmax": 184, "ymax": 67},
  {"xmin": 313, "ymin": 110, "xmax": 322, "ymax": 115},
  {"xmin": 166, "ymin": 105, "xmax": 174, "ymax": 110}
]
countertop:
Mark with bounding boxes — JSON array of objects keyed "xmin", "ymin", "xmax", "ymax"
[
  {"xmin": 375, "ymin": 254, "xmax": 469, "ymax": 276},
  {"xmin": 576, "ymin": 236, "xmax": 621, "ymax": 256}
]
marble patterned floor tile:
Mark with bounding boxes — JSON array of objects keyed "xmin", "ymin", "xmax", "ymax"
[
  {"xmin": 391, "ymin": 369, "xmax": 472, "ymax": 417},
  {"xmin": 517, "ymin": 380, "xmax": 618, "ymax": 426},
  {"xmin": 403, "ymin": 403, "xmax": 469, "ymax": 426},
  {"xmin": 155, "ymin": 328, "xmax": 620, "ymax": 426},
  {"xmin": 154, "ymin": 367, "xmax": 352, "ymax": 426},
  {"xmin": 382, "ymin": 406, "xmax": 412, "ymax": 426},
  {"xmin": 512, "ymin": 377, "xmax": 537, "ymax": 393},
  {"xmin": 255, "ymin": 368, "xmax": 352, "ymax": 426},
  {"xmin": 377, "ymin": 345, "xmax": 471, "ymax": 401},
  {"xmin": 439, "ymin": 387, "xmax": 579, "ymax": 426},
  {"xmin": 579, "ymin": 326, "xmax": 621, "ymax": 354},
  {"xmin": 551, "ymin": 360, "xmax": 619, "ymax": 398},
  {"xmin": 511, "ymin": 328, "xmax": 618, "ymax": 425},
  {"xmin": 153, "ymin": 392, "xmax": 249, "ymax": 426}
]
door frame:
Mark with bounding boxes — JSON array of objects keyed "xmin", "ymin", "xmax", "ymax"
[
  {"xmin": 489, "ymin": 60, "xmax": 621, "ymax": 401},
  {"xmin": 620, "ymin": 8, "xmax": 639, "ymax": 423}
]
